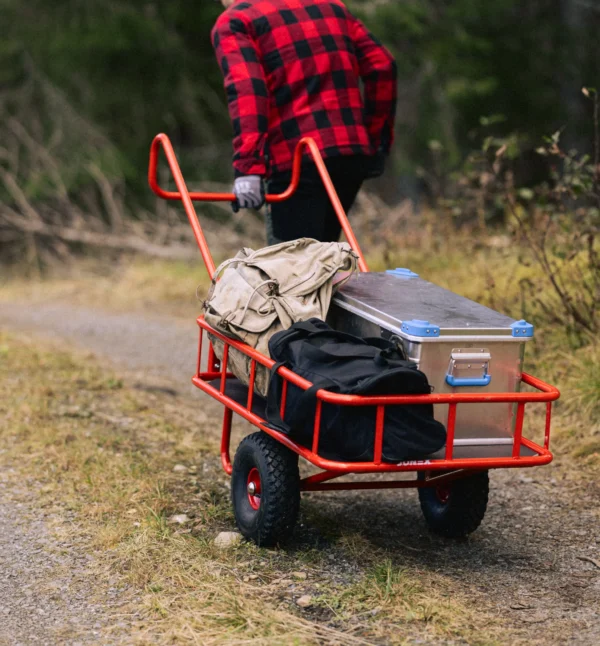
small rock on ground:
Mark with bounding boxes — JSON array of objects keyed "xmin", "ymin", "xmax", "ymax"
[
  {"xmin": 168, "ymin": 514, "xmax": 191, "ymax": 525},
  {"xmin": 214, "ymin": 531, "xmax": 243, "ymax": 548},
  {"xmin": 296, "ymin": 595, "xmax": 312, "ymax": 608}
]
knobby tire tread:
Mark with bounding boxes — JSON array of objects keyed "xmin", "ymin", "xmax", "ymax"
[
  {"xmin": 418, "ymin": 471, "xmax": 489, "ymax": 538},
  {"xmin": 232, "ymin": 432, "xmax": 300, "ymax": 547}
]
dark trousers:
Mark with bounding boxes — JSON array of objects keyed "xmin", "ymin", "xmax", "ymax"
[{"xmin": 266, "ymin": 155, "xmax": 367, "ymax": 244}]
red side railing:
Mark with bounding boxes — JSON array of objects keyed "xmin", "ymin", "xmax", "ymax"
[{"xmin": 192, "ymin": 321, "xmax": 560, "ymax": 480}]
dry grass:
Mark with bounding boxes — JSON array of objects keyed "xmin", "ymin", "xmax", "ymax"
[
  {"xmin": 0, "ymin": 332, "xmax": 506, "ymax": 645},
  {"xmin": 0, "ymin": 255, "xmax": 210, "ymax": 319}
]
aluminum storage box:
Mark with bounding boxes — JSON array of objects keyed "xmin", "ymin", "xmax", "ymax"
[{"xmin": 327, "ymin": 270, "xmax": 535, "ymax": 453}]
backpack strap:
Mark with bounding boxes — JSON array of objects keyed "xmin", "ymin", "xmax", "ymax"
[
  {"xmin": 265, "ymin": 362, "xmax": 291, "ymax": 433},
  {"xmin": 285, "ymin": 319, "xmax": 330, "ymax": 335}
]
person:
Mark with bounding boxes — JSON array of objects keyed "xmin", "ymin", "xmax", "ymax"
[{"xmin": 212, "ymin": 0, "xmax": 397, "ymax": 244}]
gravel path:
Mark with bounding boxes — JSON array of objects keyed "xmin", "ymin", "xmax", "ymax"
[
  {"xmin": 1, "ymin": 300, "xmax": 599, "ymax": 644},
  {"xmin": 0, "ymin": 302, "xmax": 200, "ymax": 387},
  {"xmin": 0, "ymin": 469, "xmax": 135, "ymax": 645},
  {"xmin": 0, "ymin": 302, "xmax": 201, "ymax": 645}
]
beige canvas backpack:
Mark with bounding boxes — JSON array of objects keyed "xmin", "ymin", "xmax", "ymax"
[{"xmin": 203, "ymin": 238, "xmax": 358, "ymax": 396}]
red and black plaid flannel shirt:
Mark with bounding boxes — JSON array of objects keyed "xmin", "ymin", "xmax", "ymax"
[{"xmin": 212, "ymin": 0, "xmax": 397, "ymax": 177}]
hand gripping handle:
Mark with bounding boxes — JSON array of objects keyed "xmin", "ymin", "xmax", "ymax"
[{"xmin": 148, "ymin": 133, "xmax": 369, "ymax": 277}]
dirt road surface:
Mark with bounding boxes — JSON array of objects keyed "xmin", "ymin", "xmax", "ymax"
[
  {"xmin": 1, "ymin": 300, "xmax": 599, "ymax": 645},
  {"xmin": 0, "ymin": 470, "xmax": 137, "ymax": 645}
]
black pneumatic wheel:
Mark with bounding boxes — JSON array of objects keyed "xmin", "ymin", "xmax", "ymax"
[
  {"xmin": 418, "ymin": 470, "xmax": 489, "ymax": 538},
  {"xmin": 231, "ymin": 432, "xmax": 300, "ymax": 547}
]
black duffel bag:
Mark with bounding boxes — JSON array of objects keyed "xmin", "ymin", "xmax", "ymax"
[{"xmin": 266, "ymin": 319, "xmax": 446, "ymax": 463}]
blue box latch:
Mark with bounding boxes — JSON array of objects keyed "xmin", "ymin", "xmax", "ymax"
[
  {"xmin": 386, "ymin": 268, "xmax": 419, "ymax": 279},
  {"xmin": 510, "ymin": 320, "xmax": 534, "ymax": 338},
  {"xmin": 401, "ymin": 319, "xmax": 441, "ymax": 337}
]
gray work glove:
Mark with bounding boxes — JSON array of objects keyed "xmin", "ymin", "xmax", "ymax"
[{"xmin": 232, "ymin": 175, "xmax": 265, "ymax": 212}]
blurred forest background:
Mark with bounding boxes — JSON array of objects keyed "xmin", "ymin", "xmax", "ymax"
[{"xmin": 1, "ymin": 0, "xmax": 599, "ymax": 342}]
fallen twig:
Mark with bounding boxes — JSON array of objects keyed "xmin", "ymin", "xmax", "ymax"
[
  {"xmin": 577, "ymin": 556, "xmax": 600, "ymax": 569},
  {"xmin": 0, "ymin": 207, "xmax": 197, "ymax": 259}
]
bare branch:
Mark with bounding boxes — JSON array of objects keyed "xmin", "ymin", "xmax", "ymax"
[
  {"xmin": 0, "ymin": 206, "xmax": 197, "ymax": 260},
  {"xmin": 86, "ymin": 162, "xmax": 124, "ymax": 230},
  {"xmin": 0, "ymin": 170, "xmax": 44, "ymax": 222},
  {"xmin": 6, "ymin": 117, "xmax": 68, "ymax": 198}
]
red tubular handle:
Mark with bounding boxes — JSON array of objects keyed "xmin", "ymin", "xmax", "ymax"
[{"xmin": 148, "ymin": 133, "xmax": 369, "ymax": 275}]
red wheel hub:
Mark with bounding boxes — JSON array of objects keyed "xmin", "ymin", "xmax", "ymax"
[
  {"xmin": 435, "ymin": 485, "xmax": 451, "ymax": 504},
  {"xmin": 247, "ymin": 468, "xmax": 262, "ymax": 510}
]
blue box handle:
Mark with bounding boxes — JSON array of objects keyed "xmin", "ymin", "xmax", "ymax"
[{"xmin": 446, "ymin": 374, "xmax": 492, "ymax": 388}]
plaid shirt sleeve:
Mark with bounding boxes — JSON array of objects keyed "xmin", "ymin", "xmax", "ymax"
[
  {"xmin": 212, "ymin": 14, "xmax": 269, "ymax": 177},
  {"xmin": 350, "ymin": 19, "xmax": 397, "ymax": 154}
]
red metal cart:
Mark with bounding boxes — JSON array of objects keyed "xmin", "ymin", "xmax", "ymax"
[{"xmin": 149, "ymin": 134, "xmax": 560, "ymax": 546}]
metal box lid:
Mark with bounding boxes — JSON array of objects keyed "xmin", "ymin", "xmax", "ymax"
[{"xmin": 332, "ymin": 270, "xmax": 533, "ymax": 341}]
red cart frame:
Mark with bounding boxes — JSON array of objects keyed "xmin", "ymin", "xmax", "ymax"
[{"xmin": 149, "ymin": 133, "xmax": 560, "ymax": 494}]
